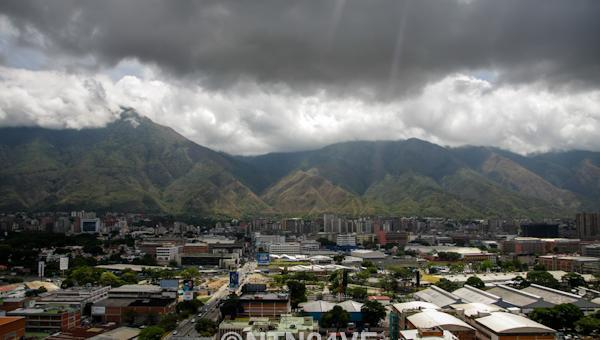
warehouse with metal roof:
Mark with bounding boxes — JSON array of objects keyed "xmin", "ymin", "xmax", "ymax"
[
  {"xmin": 406, "ymin": 309, "xmax": 475, "ymax": 340},
  {"xmin": 521, "ymin": 284, "xmax": 600, "ymax": 311},
  {"xmin": 474, "ymin": 312, "xmax": 555, "ymax": 339},
  {"xmin": 486, "ymin": 285, "xmax": 554, "ymax": 313},
  {"xmin": 414, "ymin": 285, "xmax": 461, "ymax": 307}
]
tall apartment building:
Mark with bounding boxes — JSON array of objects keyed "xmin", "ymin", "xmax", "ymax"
[{"xmin": 576, "ymin": 213, "xmax": 600, "ymax": 240}]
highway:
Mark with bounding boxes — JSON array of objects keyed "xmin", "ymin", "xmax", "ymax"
[{"xmin": 168, "ymin": 260, "xmax": 257, "ymax": 340}]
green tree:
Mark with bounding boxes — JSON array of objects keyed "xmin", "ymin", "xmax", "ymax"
[
  {"xmin": 180, "ymin": 267, "xmax": 200, "ymax": 280},
  {"xmin": 391, "ymin": 267, "xmax": 413, "ymax": 279},
  {"xmin": 329, "ymin": 270, "xmax": 348, "ymax": 295},
  {"xmin": 333, "ymin": 254, "xmax": 346, "ymax": 265},
  {"xmin": 529, "ymin": 304, "xmax": 584, "ymax": 330},
  {"xmin": 286, "ymin": 280, "xmax": 307, "ymax": 308},
  {"xmin": 99, "ymin": 271, "xmax": 124, "ymax": 287},
  {"xmin": 510, "ymin": 276, "xmax": 530, "ymax": 289},
  {"xmin": 361, "ymin": 300, "xmax": 386, "ymax": 327},
  {"xmin": 526, "ymin": 271, "xmax": 560, "ymax": 289},
  {"xmin": 379, "ymin": 275, "xmax": 398, "ymax": 293},
  {"xmin": 465, "ymin": 276, "xmax": 485, "ymax": 289},
  {"xmin": 176, "ymin": 300, "xmax": 204, "ymax": 318},
  {"xmin": 121, "ymin": 271, "xmax": 139, "ymax": 284},
  {"xmin": 138, "ymin": 326, "xmax": 165, "ymax": 340},
  {"xmin": 320, "ymin": 305, "xmax": 350, "ymax": 329},
  {"xmin": 61, "ymin": 278, "xmax": 75, "ymax": 288},
  {"xmin": 478, "ymin": 260, "xmax": 494, "ymax": 272},
  {"xmin": 562, "ymin": 272, "xmax": 586, "ymax": 289},
  {"xmin": 158, "ymin": 314, "xmax": 178, "ymax": 331},
  {"xmin": 69, "ymin": 266, "xmax": 102, "ymax": 285},
  {"xmin": 575, "ymin": 315, "xmax": 600, "ymax": 336},
  {"xmin": 195, "ymin": 318, "xmax": 218, "ymax": 336},
  {"xmin": 435, "ymin": 278, "xmax": 461, "ymax": 292},
  {"xmin": 347, "ymin": 286, "xmax": 368, "ymax": 301}
]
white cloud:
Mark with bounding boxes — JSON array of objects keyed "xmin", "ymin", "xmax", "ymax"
[{"xmin": 1, "ymin": 65, "xmax": 600, "ymax": 155}]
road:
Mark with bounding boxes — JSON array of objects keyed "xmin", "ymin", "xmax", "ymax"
[{"xmin": 168, "ymin": 261, "xmax": 257, "ymax": 340}]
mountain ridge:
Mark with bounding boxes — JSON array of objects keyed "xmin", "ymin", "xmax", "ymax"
[{"xmin": 1, "ymin": 111, "xmax": 598, "ymax": 218}]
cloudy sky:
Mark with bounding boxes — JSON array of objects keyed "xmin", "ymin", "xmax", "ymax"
[{"xmin": 1, "ymin": 0, "xmax": 599, "ymax": 155}]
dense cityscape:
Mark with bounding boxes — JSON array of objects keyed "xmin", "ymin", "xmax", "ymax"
[
  {"xmin": 2, "ymin": 0, "xmax": 600, "ymax": 339},
  {"xmin": 0, "ymin": 211, "xmax": 598, "ymax": 339}
]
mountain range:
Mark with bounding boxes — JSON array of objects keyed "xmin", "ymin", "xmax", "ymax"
[{"xmin": 1, "ymin": 110, "xmax": 599, "ymax": 219}]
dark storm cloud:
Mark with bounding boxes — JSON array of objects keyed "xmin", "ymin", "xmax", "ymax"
[{"xmin": 2, "ymin": 0, "xmax": 600, "ymax": 96}]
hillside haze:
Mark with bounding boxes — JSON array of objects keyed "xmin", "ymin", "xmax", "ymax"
[{"xmin": 2, "ymin": 111, "xmax": 599, "ymax": 218}]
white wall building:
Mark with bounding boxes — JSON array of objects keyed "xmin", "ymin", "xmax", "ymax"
[
  {"xmin": 269, "ymin": 243, "xmax": 302, "ymax": 255},
  {"xmin": 336, "ymin": 234, "xmax": 357, "ymax": 247}
]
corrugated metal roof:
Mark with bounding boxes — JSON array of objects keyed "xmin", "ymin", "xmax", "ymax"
[
  {"xmin": 475, "ymin": 312, "xmax": 555, "ymax": 334},
  {"xmin": 392, "ymin": 301, "xmax": 440, "ymax": 313},
  {"xmin": 299, "ymin": 300, "xmax": 335, "ymax": 313},
  {"xmin": 522, "ymin": 284, "xmax": 600, "ymax": 309},
  {"xmin": 414, "ymin": 286, "xmax": 460, "ymax": 307},
  {"xmin": 406, "ymin": 310, "xmax": 474, "ymax": 330},
  {"xmin": 337, "ymin": 300, "xmax": 363, "ymax": 312},
  {"xmin": 452, "ymin": 285, "xmax": 499, "ymax": 305}
]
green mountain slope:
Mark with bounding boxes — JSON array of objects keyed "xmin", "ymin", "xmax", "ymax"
[
  {"xmin": 0, "ymin": 110, "xmax": 264, "ymax": 217},
  {"xmin": 261, "ymin": 169, "xmax": 364, "ymax": 215},
  {"xmin": 1, "ymin": 111, "xmax": 600, "ymax": 218}
]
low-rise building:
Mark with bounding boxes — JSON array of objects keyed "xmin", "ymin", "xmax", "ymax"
[
  {"xmin": 156, "ymin": 246, "xmax": 180, "ymax": 265},
  {"xmin": 502, "ymin": 238, "xmax": 545, "ymax": 255},
  {"xmin": 485, "ymin": 285, "xmax": 554, "ymax": 313},
  {"xmin": 239, "ymin": 293, "xmax": 291, "ymax": 317},
  {"xmin": 399, "ymin": 328, "xmax": 458, "ymax": 340},
  {"xmin": 473, "ymin": 312, "xmax": 555, "ymax": 340},
  {"xmin": 181, "ymin": 242, "xmax": 209, "ymax": 255},
  {"xmin": 537, "ymin": 255, "xmax": 600, "ymax": 274},
  {"xmin": 92, "ymin": 297, "xmax": 176, "ymax": 324},
  {"xmin": 405, "ymin": 310, "xmax": 476, "ymax": 340},
  {"xmin": 414, "ymin": 286, "xmax": 461, "ymax": 308},
  {"xmin": 336, "ymin": 234, "xmax": 357, "ymax": 247},
  {"xmin": 179, "ymin": 252, "xmax": 239, "ymax": 268},
  {"xmin": 7, "ymin": 305, "xmax": 80, "ymax": 332},
  {"xmin": 521, "ymin": 284, "xmax": 600, "ymax": 312},
  {"xmin": 268, "ymin": 243, "xmax": 302, "ymax": 255},
  {"xmin": 36, "ymin": 286, "xmax": 110, "ymax": 313},
  {"xmin": 0, "ymin": 317, "xmax": 25, "ymax": 340}
]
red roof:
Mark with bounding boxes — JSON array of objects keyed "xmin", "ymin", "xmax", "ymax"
[{"xmin": 368, "ymin": 295, "xmax": 391, "ymax": 301}]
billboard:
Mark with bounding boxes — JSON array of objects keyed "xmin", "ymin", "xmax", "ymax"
[
  {"xmin": 182, "ymin": 279, "xmax": 194, "ymax": 292},
  {"xmin": 160, "ymin": 279, "xmax": 179, "ymax": 290},
  {"xmin": 183, "ymin": 291, "xmax": 194, "ymax": 301},
  {"xmin": 256, "ymin": 252, "xmax": 270, "ymax": 266},
  {"xmin": 229, "ymin": 271, "xmax": 239, "ymax": 289},
  {"xmin": 59, "ymin": 257, "xmax": 69, "ymax": 271}
]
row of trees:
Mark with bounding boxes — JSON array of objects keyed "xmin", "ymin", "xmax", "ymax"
[{"xmin": 529, "ymin": 304, "xmax": 600, "ymax": 336}]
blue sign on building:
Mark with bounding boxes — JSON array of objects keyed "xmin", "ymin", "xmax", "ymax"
[
  {"xmin": 256, "ymin": 252, "xmax": 270, "ymax": 265},
  {"xmin": 229, "ymin": 271, "xmax": 239, "ymax": 289}
]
